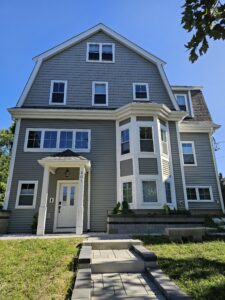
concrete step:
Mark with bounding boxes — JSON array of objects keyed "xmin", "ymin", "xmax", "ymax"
[
  {"xmin": 84, "ymin": 239, "xmax": 142, "ymax": 250},
  {"xmin": 91, "ymin": 249, "xmax": 145, "ymax": 273}
]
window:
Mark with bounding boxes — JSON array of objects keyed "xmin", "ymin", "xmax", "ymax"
[
  {"xmin": 140, "ymin": 127, "xmax": 154, "ymax": 152},
  {"xmin": 43, "ymin": 131, "xmax": 57, "ymax": 148},
  {"xmin": 123, "ymin": 182, "xmax": 132, "ymax": 203},
  {"xmin": 50, "ymin": 81, "xmax": 67, "ymax": 104},
  {"xmin": 161, "ymin": 128, "xmax": 168, "ymax": 155},
  {"xmin": 16, "ymin": 181, "xmax": 38, "ymax": 209},
  {"xmin": 142, "ymin": 181, "xmax": 158, "ymax": 203},
  {"xmin": 87, "ymin": 43, "xmax": 114, "ymax": 62},
  {"xmin": 25, "ymin": 129, "xmax": 91, "ymax": 152},
  {"xmin": 165, "ymin": 181, "xmax": 172, "ymax": 203},
  {"xmin": 181, "ymin": 142, "xmax": 196, "ymax": 165},
  {"xmin": 59, "ymin": 131, "xmax": 73, "ymax": 149},
  {"xmin": 92, "ymin": 82, "xmax": 108, "ymax": 106},
  {"xmin": 121, "ymin": 129, "xmax": 130, "ymax": 155},
  {"xmin": 75, "ymin": 131, "xmax": 89, "ymax": 150},
  {"xmin": 133, "ymin": 83, "xmax": 149, "ymax": 100},
  {"xmin": 175, "ymin": 94, "xmax": 188, "ymax": 112},
  {"xmin": 186, "ymin": 187, "xmax": 213, "ymax": 202},
  {"xmin": 27, "ymin": 130, "xmax": 42, "ymax": 149}
]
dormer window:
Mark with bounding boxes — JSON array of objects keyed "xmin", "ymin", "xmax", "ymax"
[
  {"xmin": 133, "ymin": 83, "xmax": 149, "ymax": 101},
  {"xmin": 92, "ymin": 82, "xmax": 108, "ymax": 106},
  {"xmin": 87, "ymin": 43, "xmax": 115, "ymax": 62},
  {"xmin": 175, "ymin": 94, "xmax": 188, "ymax": 112},
  {"xmin": 49, "ymin": 80, "xmax": 67, "ymax": 105}
]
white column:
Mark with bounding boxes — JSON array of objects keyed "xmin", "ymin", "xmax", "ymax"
[
  {"xmin": 37, "ymin": 166, "xmax": 49, "ymax": 236},
  {"xmin": 76, "ymin": 166, "xmax": 86, "ymax": 235}
]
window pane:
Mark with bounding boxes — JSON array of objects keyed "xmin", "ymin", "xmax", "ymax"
[
  {"xmin": 52, "ymin": 82, "xmax": 65, "ymax": 103},
  {"xmin": 102, "ymin": 45, "xmax": 113, "ymax": 61},
  {"xmin": 94, "ymin": 94, "xmax": 106, "ymax": 104},
  {"xmin": 143, "ymin": 181, "xmax": 157, "ymax": 203},
  {"xmin": 140, "ymin": 127, "xmax": 154, "ymax": 152},
  {"xmin": 165, "ymin": 181, "xmax": 172, "ymax": 203},
  {"xmin": 70, "ymin": 186, "xmax": 75, "ymax": 206},
  {"xmin": 176, "ymin": 95, "xmax": 187, "ymax": 111},
  {"xmin": 19, "ymin": 183, "xmax": 35, "ymax": 206},
  {"xmin": 75, "ymin": 132, "xmax": 88, "ymax": 149},
  {"xmin": 43, "ymin": 131, "xmax": 57, "ymax": 148},
  {"xmin": 59, "ymin": 131, "xmax": 73, "ymax": 148},
  {"xmin": 199, "ymin": 188, "xmax": 211, "ymax": 200},
  {"xmin": 123, "ymin": 182, "xmax": 132, "ymax": 203},
  {"xmin": 161, "ymin": 129, "xmax": 167, "ymax": 142},
  {"xmin": 182, "ymin": 143, "xmax": 193, "ymax": 154},
  {"xmin": 53, "ymin": 82, "xmax": 65, "ymax": 93},
  {"xmin": 89, "ymin": 44, "xmax": 100, "ymax": 60},
  {"xmin": 121, "ymin": 129, "xmax": 130, "ymax": 155},
  {"xmin": 18, "ymin": 195, "xmax": 34, "ymax": 206},
  {"xmin": 95, "ymin": 84, "xmax": 106, "ymax": 94},
  {"xmin": 187, "ymin": 188, "xmax": 197, "ymax": 200},
  {"xmin": 183, "ymin": 154, "xmax": 195, "ymax": 164},
  {"xmin": 20, "ymin": 183, "xmax": 35, "ymax": 195},
  {"xmin": 27, "ymin": 131, "xmax": 42, "ymax": 148},
  {"xmin": 182, "ymin": 143, "xmax": 195, "ymax": 164},
  {"xmin": 135, "ymin": 85, "xmax": 147, "ymax": 99}
]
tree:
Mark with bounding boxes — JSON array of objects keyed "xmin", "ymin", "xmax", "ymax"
[
  {"xmin": 182, "ymin": 0, "xmax": 225, "ymax": 62},
  {"xmin": 0, "ymin": 122, "xmax": 15, "ymax": 208}
]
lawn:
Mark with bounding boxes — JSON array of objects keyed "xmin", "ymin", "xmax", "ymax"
[
  {"xmin": 0, "ymin": 238, "xmax": 82, "ymax": 300},
  {"xmin": 137, "ymin": 236, "xmax": 225, "ymax": 300}
]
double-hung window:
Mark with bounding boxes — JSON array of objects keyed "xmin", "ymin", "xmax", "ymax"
[
  {"xmin": 16, "ymin": 181, "xmax": 38, "ymax": 209},
  {"xmin": 43, "ymin": 131, "xmax": 57, "ymax": 149},
  {"xmin": 123, "ymin": 182, "xmax": 132, "ymax": 203},
  {"xmin": 92, "ymin": 82, "xmax": 108, "ymax": 106},
  {"xmin": 142, "ymin": 181, "xmax": 158, "ymax": 203},
  {"xmin": 50, "ymin": 80, "xmax": 67, "ymax": 104},
  {"xmin": 186, "ymin": 187, "xmax": 213, "ymax": 202},
  {"xmin": 161, "ymin": 128, "xmax": 168, "ymax": 155},
  {"xmin": 181, "ymin": 142, "xmax": 197, "ymax": 165},
  {"xmin": 87, "ymin": 43, "xmax": 114, "ymax": 62},
  {"xmin": 121, "ymin": 129, "xmax": 130, "ymax": 155},
  {"xmin": 140, "ymin": 127, "xmax": 154, "ymax": 152},
  {"xmin": 175, "ymin": 94, "xmax": 188, "ymax": 112},
  {"xmin": 165, "ymin": 181, "xmax": 172, "ymax": 204},
  {"xmin": 75, "ymin": 131, "xmax": 89, "ymax": 151},
  {"xmin": 133, "ymin": 83, "xmax": 149, "ymax": 100},
  {"xmin": 59, "ymin": 131, "xmax": 73, "ymax": 149}
]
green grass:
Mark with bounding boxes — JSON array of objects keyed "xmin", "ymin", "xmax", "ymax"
[
  {"xmin": 136, "ymin": 236, "xmax": 225, "ymax": 300},
  {"xmin": 0, "ymin": 238, "xmax": 82, "ymax": 300}
]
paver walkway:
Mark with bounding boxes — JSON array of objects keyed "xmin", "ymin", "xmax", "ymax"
[{"xmin": 91, "ymin": 272, "xmax": 165, "ymax": 299}]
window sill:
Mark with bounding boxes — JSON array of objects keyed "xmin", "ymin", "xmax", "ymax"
[
  {"xmin": 86, "ymin": 60, "xmax": 115, "ymax": 63},
  {"xmin": 188, "ymin": 200, "xmax": 214, "ymax": 203},
  {"xmin": 15, "ymin": 206, "xmax": 36, "ymax": 209}
]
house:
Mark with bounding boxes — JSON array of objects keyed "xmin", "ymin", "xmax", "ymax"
[{"xmin": 3, "ymin": 24, "xmax": 224, "ymax": 235}]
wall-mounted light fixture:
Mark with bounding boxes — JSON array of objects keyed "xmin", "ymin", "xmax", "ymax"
[{"xmin": 65, "ymin": 169, "xmax": 70, "ymax": 178}]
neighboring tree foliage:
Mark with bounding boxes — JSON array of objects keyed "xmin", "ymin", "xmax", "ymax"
[
  {"xmin": 182, "ymin": 0, "xmax": 225, "ymax": 62},
  {"xmin": 0, "ymin": 122, "xmax": 15, "ymax": 208}
]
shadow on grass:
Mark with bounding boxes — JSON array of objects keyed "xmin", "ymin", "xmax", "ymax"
[
  {"xmin": 158, "ymin": 256, "xmax": 225, "ymax": 300},
  {"xmin": 65, "ymin": 243, "xmax": 82, "ymax": 300}
]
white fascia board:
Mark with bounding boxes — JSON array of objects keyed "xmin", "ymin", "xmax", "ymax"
[
  {"xmin": 179, "ymin": 121, "xmax": 221, "ymax": 133},
  {"xmin": 8, "ymin": 103, "xmax": 186, "ymax": 122},
  {"xmin": 33, "ymin": 23, "xmax": 165, "ymax": 65}
]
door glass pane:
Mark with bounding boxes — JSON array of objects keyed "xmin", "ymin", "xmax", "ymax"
[
  {"xmin": 70, "ymin": 186, "xmax": 75, "ymax": 206},
  {"xmin": 63, "ymin": 186, "xmax": 67, "ymax": 203},
  {"xmin": 143, "ymin": 181, "xmax": 157, "ymax": 203}
]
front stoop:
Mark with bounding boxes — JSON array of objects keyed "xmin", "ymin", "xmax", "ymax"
[{"xmin": 72, "ymin": 239, "xmax": 191, "ymax": 300}]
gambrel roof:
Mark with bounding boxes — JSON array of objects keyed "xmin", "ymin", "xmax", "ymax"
[{"xmin": 17, "ymin": 23, "xmax": 179, "ymax": 110}]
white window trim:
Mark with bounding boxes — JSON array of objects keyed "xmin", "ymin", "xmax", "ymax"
[
  {"xmin": 24, "ymin": 128, "xmax": 91, "ymax": 152},
  {"xmin": 186, "ymin": 186, "xmax": 214, "ymax": 202},
  {"xmin": 15, "ymin": 180, "xmax": 38, "ymax": 209},
  {"xmin": 181, "ymin": 141, "xmax": 197, "ymax": 166},
  {"xmin": 49, "ymin": 80, "xmax": 67, "ymax": 105},
  {"xmin": 160, "ymin": 125, "xmax": 169, "ymax": 157},
  {"xmin": 133, "ymin": 83, "xmax": 150, "ymax": 101},
  {"xmin": 175, "ymin": 93, "xmax": 190, "ymax": 114},
  {"xmin": 92, "ymin": 81, "xmax": 108, "ymax": 107},
  {"xmin": 86, "ymin": 42, "xmax": 115, "ymax": 63},
  {"xmin": 138, "ymin": 124, "xmax": 155, "ymax": 155},
  {"xmin": 140, "ymin": 177, "xmax": 160, "ymax": 206}
]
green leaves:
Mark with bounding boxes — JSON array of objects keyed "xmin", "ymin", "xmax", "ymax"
[{"xmin": 182, "ymin": 0, "xmax": 225, "ymax": 62}]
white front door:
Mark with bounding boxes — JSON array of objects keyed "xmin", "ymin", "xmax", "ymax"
[{"xmin": 55, "ymin": 182, "xmax": 78, "ymax": 232}]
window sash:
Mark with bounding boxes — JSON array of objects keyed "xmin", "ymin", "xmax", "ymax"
[
  {"xmin": 59, "ymin": 131, "xmax": 73, "ymax": 149},
  {"xmin": 182, "ymin": 142, "xmax": 196, "ymax": 165},
  {"xmin": 93, "ymin": 82, "xmax": 108, "ymax": 105},
  {"xmin": 121, "ymin": 129, "xmax": 130, "ymax": 155},
  {"xmin": 51, "ymin": 82, "xmax": 66, "ymax": 104},
  {"xmin": 165, "ymin": 181, "xmax": 172, "ymax": 203},
  {"xmin": 175, "ymin": 94, "xmax": 188, "ymax": 112},
  {"xmin": 27, "ymin": 131, "xmax": 42, "ymax": 148},
  {"xmin": 142, "ymin": 181, "xmax": 158, "ymax": 203},
  {"xmin": 133, "ymin": 83, "xmax": 149, "ymax": 100},
  {"xmin": 16, "ymin": 181, "xmax": 37, "ymax": 208},
  {"xmin": 123, "ymin": 182, "xmax": 132, "ymax": 203},
  {"xmin": 139, "ymin": 127, "xmax": 154, "ymax": 152},
  {"xmin": 88, "ymin": 43, "xmax": 114, "ymax": 62},
  {"xmin": 186, "ymin": 187, "xmax": 212, "ymax": 201}
]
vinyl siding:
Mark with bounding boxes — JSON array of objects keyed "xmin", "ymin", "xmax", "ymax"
[
  {"xmin": 23, "ymin": 31, "xmax": 174, "ymax": 109},
  {"xmin": 8, "ymin": 118, "xmax": 116, "ymax": 233},
  {"xmin": 168, "ymin": 122, "xmax": 186, "ymax": 210},
  {"xmin": 120, "ymin": 159, "xmax": 133, "ymax": 177},
  {"xmin": 138, "ymin": 158, "xmax": 158, "ymax": 175},
  {"xmin": 180, "ymin": 133, "xmax": 221, "ymax": 210}
]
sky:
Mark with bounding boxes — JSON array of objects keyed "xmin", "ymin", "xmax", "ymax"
[{"xmin": 0, "ymin": 0, "xmax": 225, "ymax": 173}]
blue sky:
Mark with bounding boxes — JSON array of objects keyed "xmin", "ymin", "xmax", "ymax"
[{"xmin": 1, "ymin": 0, "xmax": 225, "ymax": 173}]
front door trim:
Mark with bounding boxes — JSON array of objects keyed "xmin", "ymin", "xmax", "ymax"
[{"xmin": 53, "ymin": 180, "xmax": 79, "ymax": 233}]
